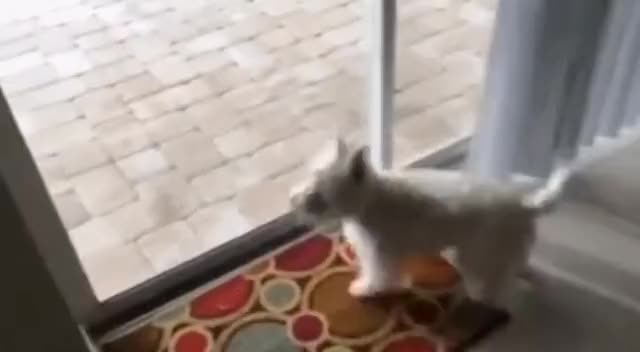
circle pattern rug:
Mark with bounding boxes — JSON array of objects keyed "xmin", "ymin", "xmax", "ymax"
[{"xmin": 102, "ymin": 232, "xmax": 508, "ymax": 352}]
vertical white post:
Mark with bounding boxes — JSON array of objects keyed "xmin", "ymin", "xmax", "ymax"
[{"xmin": 368, "ymin": 0, "xmax": 396, "ymax": 171}]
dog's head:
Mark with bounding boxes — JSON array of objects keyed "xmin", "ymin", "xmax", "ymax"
[{"xmin": 289, "ymin": 138, "xmax": 373, "ymax": 227}]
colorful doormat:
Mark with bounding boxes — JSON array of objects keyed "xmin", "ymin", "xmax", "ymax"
[{"xmin": 103, "ymin": 233, "xmax": 508, "ymax": 352}]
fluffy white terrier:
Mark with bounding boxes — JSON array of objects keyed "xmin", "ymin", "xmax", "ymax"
[{"xmin": 289, "ymin": 138, "xmax": 571, "ymax": 307}]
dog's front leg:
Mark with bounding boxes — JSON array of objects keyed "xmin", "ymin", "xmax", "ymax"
[{"xmin": 343, "ymin": 220, "xmax": 406, "ymax": 297}]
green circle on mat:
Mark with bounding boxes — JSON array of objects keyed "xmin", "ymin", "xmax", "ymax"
[
  {"xmin": 226, "ymin": 321, "xmax": 298, "ymax": 352},
  {"xmin": 261, "ymin": 278, "xmax": 300, "ymax": 313}
]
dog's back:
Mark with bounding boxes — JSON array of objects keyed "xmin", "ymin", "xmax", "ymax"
[{"xmin": 353, "ymin": 168, "xmax": 569, "ymax": 257}]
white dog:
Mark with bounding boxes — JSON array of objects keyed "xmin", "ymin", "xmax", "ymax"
[{"xmin": 289, "ymin": 139, "xmax": 570, "ymax": 307}]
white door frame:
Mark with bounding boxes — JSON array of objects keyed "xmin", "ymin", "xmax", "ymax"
[{"xmin": 368, "ymin": 0, "xmax": 397, "ymax": 171}]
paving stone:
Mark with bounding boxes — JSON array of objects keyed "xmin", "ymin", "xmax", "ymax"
[
  {"xmin": 137, "ymin": 221, "xmax": 203, "ymax": 272},
  {"xmin": 226, "ymin": 41, "xmax": 274, "ymax": 69},
  {"xmin": 190, "ymin": 162, "xmax": 245, "ymax": 204},
  {"xmin": 39, "ymin": 5, "xmax": 94, "ymax": 27},
  {"xmin": 156, "ymin": 79, "xmax": 212, "ymax": 111},
  {"xmin": 317, "ymin": 5, "xmax": 358, "ymax": 30},
  {"xmin": 57, "ymin": 140, "xmax": 110, "ymax": 176},
  {"xmin": 184, "ymin": 30, "xmax": 232, "ymax": 56},
  {"xmin": 87, "ymin": 43, "xmax": 130, "ymax": 67},
  {"xmin": 134, "ymin": 171, "xmax": 201, "ymax": 221},
  {"xmin": 256, "ymin": 0, "xmax": 299, "ymax": 16},
  {"xmin": 302, "ymin": 0, "xmax": 350, "ymax": 13},
  {"xmin": 118, "ymin": 148, "xmax": 170, "ymax": 182},
  {"xmin": 148, "ymin": 54, "xmax": 197, "ymax": 85},
  {"xmin": 114, "ymin": 73, "xmax": 163, "ymax": 102},
  {"xmin": 160, "ymin": 131, "xmax": 225, "ymax": 178},
  {"xmin": 200, "ymin": 65, "xmax": 254, "ymax": 94},
  {"xmin": 74, "ymin": 88, "xmax": 129, "ymax": 124},
  {"xmin": 396, "ymin": 68, "xmax": 477, "ymax": 116},
  {"xmin": 226, "ymin": 14, "xmax": 278, "ymax": 41},
  {"xmin": 36, "ymin": 27, "xmax": 75, "ymax": 54},
  {"xmin": 0, "ymin": 64, "xmax": 57, "ymax": 95},
  {"xmin": 155, "ymin": 16, "xmax": 200, "ymax": 44},
  {"xmin": 96, "ymin": 114, "xmax": 152, "ymax": 158},
  {"xmin": 220, "ymin": 83, "xmax": 272, "ymax": 112},
  {"xmin": 236, "ymin": 177, "xmax": 291, "ymax": 226},
  {"xmin": 396, "ymin": 50, "xmax": 443, "ymax": 90},
  {"xmin": 53, "ymin": 191, "xmax": 90, "ymax": 229},
  {"xmin": 187, "ymin": 200, "xmax": 252, "ymax": 249},
  {"xmin": 49, "ymin": 49, "xmax": 93, "ymax": 78},
  {"xmin": 295, "ymin": 37, "xmax": 333, "ymax": 58},
  {"xmin": 0, "ymin": 51, "xmax": 45, "ymax": 77},
  {"xmin": 293, "ymin": 60, "xmax": 337, "ymax": 82},
  {"xmin": 35, "ymin": 156, "xmax": 73, "ymax": 195},
  {"xmin": 125, "ymin": 35, "xmax": 172, "ymax": 63},
  {"xmin": 129, "ymin": 91, "xmax": 175, "ymax": 120},
  {"xmin": 26, "ymin": 119, "xmax": 94, "ymax": 157},
  {"xmin": 213, "ymin": 125, "xmax": 268, "ymax": 159},
  {"xmin": 186, "ymin": 99, "xmax": 244, "ymax": 137},
  {"xmin": 432, "ymin": 93, "xmax": 477, "ymax": 135},
  {"xmin": 242, "ymin": 131, "xmax": 328, "ymax": 180},
  {"xmin": 99, "ymin": 199, "xmax": 165, "ymax": 243},
  {"xmin": 0, "ymin": 37, "xmax": 37, "ymax": 61},
  {"xmin": 256, "ymin": 28, "xmax": 297, "ymax": 50},
  {"xmin": 95, "ymin": 3, "xmax": 135, "ymax": 25},
  {"xmin": 459, "ymin": 0, "xmax": 495, "ymax": 27},
  {"xmin": 145, "ymin": 111, "xmax": 198, "ymax": 143},
  {"xmin": 0, "ymin": 20, "xmax": 36, "ymax": 43},
  {"xmin": 13, "ymin": 102, "xmax": 80, "ymax": 136},
  {"xmin": 81, "ymin": 243, "xmax": 154, "ymax": 300},
  {"xmin": 65, "ymin": 16, "xmax": 107, "ymax": 37},
  {"xmin": 320, "ymin": 21, "xmax": 362, "ymax": 47},
  {"xmin": 68, "ymin": 216, "xmax": 126, "ymax": 260},
  {"xmin": 411, "ymin": 23, "xmax": 488, "ymax": 58},
  {"xmin": 396, "ymin": 105, "xmax": 462, "ymax": 153},
  {"xmin": 243, "ymin": 102, "xmax": 304, "ymax": 144},
  {"xmin": 81, "ymin": 59, "xmax": 145, "ymax": 89},
  {"xmin": 76, "ymin": 29, "xmax": 117, "ymax": 49},
  {"xmin": 187, "ymin": 51, "xmax": 233, "ymax": 75},
  {"xmin": 279, "ymin": 11, "xmax": 324, "ymax": 39},
  {"xmin": 300, "ymin": 105, "xmax": 359, "ymax": 135},
  {"xmin": 15, "ymin": 78, "xmax": 86, "ymax": 109},
  {"xmin": 72, "ymin": 164, "xmax": 136, "ymax": 216},
  {"xmin": 131, "ymin": 79, "xmax": 211, "ymax": 120},
  {"xmin": 76, "ymin": 173, "xmax": 191, "ymax": 248}
]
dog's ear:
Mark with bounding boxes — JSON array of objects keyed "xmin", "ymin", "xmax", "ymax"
[
  {"xmin": 334, "ymin": 137, "xmax": 348, "ymax": 159},
  {"xmin": 349, "ymin": 146, "xmax": 370, "ymax": 182}
]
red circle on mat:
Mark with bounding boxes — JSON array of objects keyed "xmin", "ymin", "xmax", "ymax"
[
  {"xmin": 275, "ymin": 235, "xmax": 333, "ymax": 272},
  {"xmin": 190, "ymin": 276, "xmax": 253, "ymax": 319},
  {"xmin": 383, "ymin": 336, "xmax": 436, "ymax": 352},
  {"xmin": 175, "ymin": 330, "xmax": 209, "ymax": 352},
  {"xmin": 291, "ymin": 313, "xmax": 324, "ymax": 343}
]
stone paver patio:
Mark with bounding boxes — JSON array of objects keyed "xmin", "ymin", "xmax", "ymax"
[{"xmin": 0, "ymin": 0, "xmax": 494, "ymax": 299}]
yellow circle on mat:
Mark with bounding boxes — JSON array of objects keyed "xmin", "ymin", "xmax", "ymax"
[{"xmin": 323, "ymin": 346, "xmax": 354, "ymax": 352}]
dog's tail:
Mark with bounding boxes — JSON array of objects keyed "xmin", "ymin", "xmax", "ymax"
[{"xmin": 521, "ymin": 162, "xmax": 573, "ymax": 213}]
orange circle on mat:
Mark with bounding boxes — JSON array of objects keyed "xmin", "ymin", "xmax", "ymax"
[
  {"xmin": 309, "ymin": 270, "xmax": 391, "ymax": 339},
  {"xmin": 403, "ymin": 256, "xmax": 459, "ymax": 289},
  {"xmin": 342, "ymin": 243, "xmax": 458, "ymax": 290}
]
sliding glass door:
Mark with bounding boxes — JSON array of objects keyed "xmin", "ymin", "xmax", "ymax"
[{"xmin": 0, "ymin": 0, "xmax": 491, "ymax": 343}]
